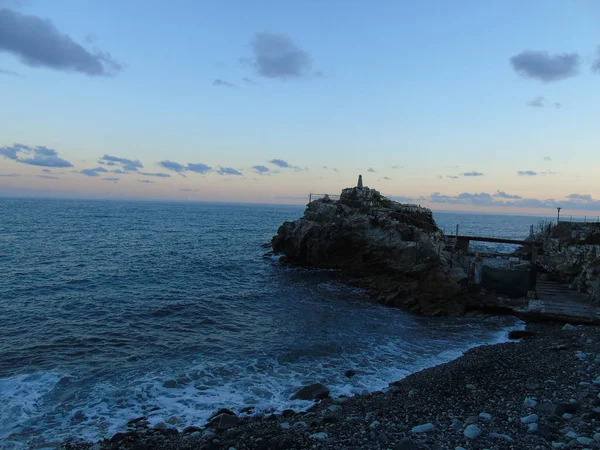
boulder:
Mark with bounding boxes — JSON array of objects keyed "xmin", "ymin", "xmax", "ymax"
[
  {"xmin": 290, "ymin": 383, "xmax": 330, "ymax": 401},
  {"xmin": 508, "ymin": 330, "xmax": 536, "ymax": 339}
]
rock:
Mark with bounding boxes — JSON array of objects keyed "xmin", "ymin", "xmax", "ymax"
[
  {"xmin": 463, "ymin": 424, "xmax": 482, "ymax": 439},
  {"xmin": 524, "ymin": 397, "xmax": 538, "ymax": 408},
  {"xmin": 327, "ymin": 405, "xmax": 343, "ymax": 414},
  {"xmin": 562, "ymin": 413, "xmax": 573, "ymax": 420},
  {"xmin": 281, "ymin": 409, "xmax": 295, "ymax": 417},
  {"xmin": 344, "ymin": 369, "xmax": 356, "ymax": 378},
  {"xmin": 290, "ymin": 383, "xmax": 330, "ymax": 401},
  {"xmin": 562, "ymin": 324, "xmax": 577, "ymax": 331},
  {"xmin": 309, "ymin": 432, "xmax": 328, "ymax": 440},
  {"xmin": 162, "ymin": 380, "xmax": 178, "ymax": 389},
  {"xmin": 214, "ymin": 413, "xmax": 238, "ymax": 430},
  {"xmin": 528, "ymin": 423, "xmax": 538, "ymax": 432},
  {"xmin": 411, "ymin": 423, "xmax": 436, "ymax": 433},
  {"xmin": 559, "ymin": 402, "xmax": 580, "ymax": 413},
  {"xmin": 577, "ymin": 437, "xmax": 594, "ymax": 445},
  {"xmin": 394, "ymin": 438, "xmax": 418, "ymax": 450},
  {"xmin": 489, "ymin": 432, "xmax": 513, "ymax": 441},
  {"xmin": 280, "ymin": 422, "xmax": 290, "ymax": 430},
  {"xmin": 271, "ymin": 186, "xmax": 465, "ymax": 316},
  {"xmin": 293, "ymin": 421, "xmax": 308, "ymax": 429},
  {"xmin": 508, "ymin": 330, "xmax": 536, "ymax": 339},
  {"xmin": 520, "ymin": 414, "xmax": 538, "ymax": 424},
  {"xmin": 595, "ymin": 433, "xmax": 600, "ymax": 442},
  {"xmin": 565, "ymin": 431, "xmax": 578, "ymax": 439},
  {"xmin": 478, "ymin": 412, "xmax": 492, "ymax": 421},
  {"xmin": 209, "ymin": 408, "xmax": 236, "ymax": 421},
  {"xmin": 182, "ymin": 426, "xmax": 202, "ymax": 434}
]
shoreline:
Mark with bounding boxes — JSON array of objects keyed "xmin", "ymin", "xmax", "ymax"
[{"xmin": 60, "ymin": 322, "xmax": 600, "ymax": 449}]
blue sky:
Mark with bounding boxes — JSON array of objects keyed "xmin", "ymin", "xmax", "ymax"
[{"xmin": 1, "ymin": 0, "xmax": 600, "ymax": 213}]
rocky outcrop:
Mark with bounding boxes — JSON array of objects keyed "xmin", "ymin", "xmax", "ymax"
[
  {"xmin": 272, "ymin": 185, "xmax": 468, "ymax": 315},
  {"xmin": 535, "ymin": 222, "xmax": 600, "ymax": 302}
]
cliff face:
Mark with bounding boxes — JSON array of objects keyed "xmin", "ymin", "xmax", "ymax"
[
  {"xmin": 537, "ymin": 222, "xmax": 600, "ymax": 302},
  {"xmin": 272, "ymin": 186, "xmax": 467, "ymax": 316}
]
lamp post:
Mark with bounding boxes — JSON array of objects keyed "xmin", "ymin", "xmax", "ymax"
[{"xmin": 557, "ymin": 207, "xmax": 561, "ymax": 223}]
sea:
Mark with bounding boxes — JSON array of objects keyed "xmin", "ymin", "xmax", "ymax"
[{"xmin": 0, "ymin": 198, "xmax": 547, "ymax": 448}]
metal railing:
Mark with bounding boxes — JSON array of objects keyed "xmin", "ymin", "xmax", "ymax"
[{"xmin": 308, "ymin": 193, "xmax": 340, "ymax": 202}]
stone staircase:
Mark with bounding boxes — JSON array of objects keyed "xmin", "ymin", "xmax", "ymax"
[{"xmin": 525, "ymin": 279, "xmax": 600, "ymax": 323}]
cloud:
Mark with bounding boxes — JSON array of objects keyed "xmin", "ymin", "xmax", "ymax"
[
  {"xmin": 494, "ymin": 190, "xmax": 522, "ymax": 199},
  {"xmin": 186, "ymin": 163, "xmax": 212, "ymax": 174},
  {"xmin": 367, "ymin": 168, "xmax": 376, "ymax": 173},
  {"xmin": 0, "ymin": 7, "xmax": 122, "ymax": 76},
  {"xmin": 429, "ymin": 191, "xmax": 600, "ymax": 211},
  {"xmin": 80, "ymin": 167, "xmax": 109, "ymax": 177},
  {"xmin": 544, "ymin": 156, "xmax": 552, "ymax": 162},
  {"xmin": 217, "ymin": 166, "xmax": 242, "ymax": 176},
  {"xmin": 517, "ymin": 170, "xmax": 537, "ymax": 176},
  {"xmin": 446, "ymin": 175, "xmax": 459, "ymax": 179},
  {"xmin": 0, "ymin": 66, "xmax": 21, "ymax": 77},
  {"xmin": 37, "ymin": 174, "xmax": 59, "ymax": 179},
  {"xmin": 269, "ymin": 159, "xmax": 291, "ymax": 168},
  {"xmin": 391, "ymin": 165, "xmax": 403, "ymax": 169},
  {"xmin": 102, "ymin": 177, "xmax": 119, "ymax": 182},
  {"xmin": 42, "ymin": 168, "xmax": 51, "ymax": 173},
  {"xmin": 0, "ymin": 143, "xmax": 73, "ymax": 167},
  {"xmin": 158, "ymin": 160, "xmax": 186, "ymax": 173},
  {"xmin": 138, "ymin": 180, "xmax": 154, "ymax": 184},
  {"xmin": 554, "ymin": 102, "xmax": 561, "ymax": 109},
  {"xmin": 527, "ymin": 96, "xmax": 545, "ymax": 107},
  {"xmin": 382, "ymin": 176, "xmax": 391, "ymax": 180},
  {"xmin": 0, "ymin": 173, "xmax": 21, "ymax": 177},
  {"xmin": 242, "ymin": 77, "xmax": 257, "ymax": 86},
  {"xmin": 112, "ymin": 169, "xmax": 129, "ymax": 174},
  {"xmin": 139, "ymin": 172, "xmax": 171, "ymax": 178},
  {"xmin": 592, "ymin": 47, "xmax": 600, "ymax": 73},
  {"xmin": 462, "ymin": 171, "xmax": 484, "ymax": 177},
  {"xmin": 179, "ymin": 188, "xmax": 199, "ymax": 192},
  {"xmin": 253, "ymin": 165, "xmax": 269, "ymax": 174},
  {"xmin": 510, "ymin": 50, "xmax": 580, "ymax": 82},
  {"xmin": 213, "ymin": 79, "xmax": 235, "ymax": 88},
  {"xmin": 100, "ymin": 154, "xmax": 142, "ymax": 171},
  {"xmin": 246, "ymin": 32, "xmax": 313, "ymax": 79}
]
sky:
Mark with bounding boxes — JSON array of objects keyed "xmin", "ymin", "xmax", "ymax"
[{"xmin": 1, "ymin": 0, "xmax": 600, "ymax": 215}]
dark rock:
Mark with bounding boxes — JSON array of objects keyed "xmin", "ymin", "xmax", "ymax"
[
  {"xmin": 321, "ymin": 414, "xmax": 339, "ymax": 424},
  {"xmin": 559, "ymin": 402, "xmax": 580, "ymax": 413},
  {"xmin": 281, "ymin": 409, "xmax": 296, "ymax": 417},
  {"xmin": 208, "ymin": 408, "xmax": 236, "ymax": 421},
  {"xmin": 269, "ymin": 435, "xmax": 295, "ymax": 449},
  {"xmin": 182, "ymin": 426, "xmax": 202, "ymax": 434},
  {"xmin": 162, "ymin": 380, "xmax": 178, "ymax": 389},
  {"xmin": 344, "ymin": 369, "xmax": 356, "ymax": 378},
  {"xmin": 508, "ymin": 330, "xmax": 536, "ymax": 339},
  {"xmin": 290, "ymin": 383, "xmax": 330, "ymax": 401},
  {"xmin": 214, "ymin": 413, "xmax": 238, "ymax": 430},
  {"xmin": 394, "ymin": 438, "xmax": 418, "ymax": 450}
]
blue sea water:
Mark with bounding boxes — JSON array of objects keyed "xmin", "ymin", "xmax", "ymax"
[{"xmin": 0, "ymin": 198, "xmax": 536, "ymax": 448}]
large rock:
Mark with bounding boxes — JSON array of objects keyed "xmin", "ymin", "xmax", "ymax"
[
  {"xmin": 290, "ymin": 383, "xmax": 330, "ymax": 401},
  {"xmin": 272, "ymin": 186, "xmax": 466, "ymax": 315}
]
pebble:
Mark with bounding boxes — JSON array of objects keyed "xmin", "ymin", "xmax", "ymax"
[
  {"xmin": 577, "ymin": 437, "xmax": 594, "ymax": 446},
  {"xmin": 562, "ymin": 413, "xmax": 573, "ymax": 420},
  {"xmin": 593, "ymin": 377, "xmax": 600, "ymax": 385},
  {"xmin": 551, "ymin": 444, "xmax": 566, "ymax": 449},
  {"xmin": 293, "ymin": 421, "xmax": 308, "ymax": 429},
  {"xmin": 309, "ymin": 432, "xmax": 328, "ymax": 440},
  {"xmin": 411, "ymin": 423, "xmax": 436, "ymax": 433},
  {"xmin": 527, "ymin": 423, "xmax": 538, "ymax": 432},
  {"xmin": 523, "ymin": 397, "xmax": 537, "ymax": 407},
  {"xmin": 479, "ymin": 412, "xmax": 492, "ymax": 421},
  {"xmin": 565, "ymin": 431, "xmax": 579, "ymax": 439},
  {"xmin": 595, "ymin": 433, "xmax": 600, "ymax": 442},
  {"xmin": 562, "ymin": 324, "xmax": 577, "ymax": 331},
  {"xmin": 463, "ymin": 424, "xmax": 481, "ymax": 439},
  {"xmin": 280, "ymin": 422, "xmax": 290, "ymax": 429},
  {"xmin": 489, "ymin": 432, "xmax": 513, "ymax": 441},
  {"xmin": 455, "ymin": 448, "xmax": 466, "ymax": 450},
  {"xmin": 327, "ymin": 405, "xmax": 343, "ymax": 414},
  {"xmin": 369, "ymin": 421, "xmax": 380, "ymax": 429},
  {"xmin": 520, "ymin": 414, "xmax": 538, "ymax": 424}
]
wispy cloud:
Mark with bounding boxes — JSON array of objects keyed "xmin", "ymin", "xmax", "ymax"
[
  {"xmin": 99, "ymin": 154, "xmax": 142, "ymax": 172},
  {"xmin": 0, "ymin": 7, "xmax": 122, "ymax": 76},
  {"xmin": 216, "ymin": 166, "xmax": 242, "ymax": 176},
  {"xmin": 242, "ymin": 77, "xmax": 257, "ymax": 86},
  {"xmin": 158, "ymin": 161, "xmax": 212, "ymax": 175},
  {"xmin": 158, "ymin": 160, "xmax": 186, "ymax": 173},
  {"xmin": 138, "ymin": 180, "xmax": 154, "ymax": 184},
  {"xmin": 0, "ymin": 67, "xmax": 21, "ymax": 77},
  {"xmin": 102, "ymin": 177, "xmax": 119, "ymax": 182},
  {"xmin": 244, "ymin": 32, "xmax": 313, "ymax": 79},
  {"xmin": 446, "ymin": 175, "xmax": 459, "ymax": 179},
  {"xmin": 527, "ymin": 96, "xmax": 545, "ymax": 107},
  {"xmin": 186, "ymin": 163, "xmax": 212, "ymax": 174},
  {"xmin": 0, "ymin": 143, "xmax": 73, "ymax": 167},
  {"xmin": 510, "ymin": 50, "xmax": 580, "ymax": 82},
  {"xmin": 139, "ymin": 172, "xmax": 171, "ymax": 178},
  {"xmin": 0, "ymin": 173, "xmax": 21, "ymax": 177},
  {"xmin": 494, "ymin": 190, "xmax": 522, "ymax": 199},
  {"xmin": 367, "ymin": 168, "xmax": 376, "ymax": 173},
  {"xmin": 544, "ymin": 156, "xmax": 552, "ymax": 162},
  {"xmin": 80, "ymin": 167, "xmax": 109, "ymax": 177},
  {"xmin": 37, "ymin": 174, "xmax": 60, "ymax": 179},
  {"xmin": 462, "ymin": 171, "xmax": 484, "ymax": 177},
  {"xmin": 213, "ymin": 79, "xmax": 235, "ymax": 88},
  {"xmin": 179, "ymin": 188, "xmax": 199, "ymax": 192},
  {"xmin": 592, "ymin": 47, "xmax": 600, "ymax": 74},
  {"xmin": 517, "ymin": 170, "xmax": 537, "ymax": 176}
]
